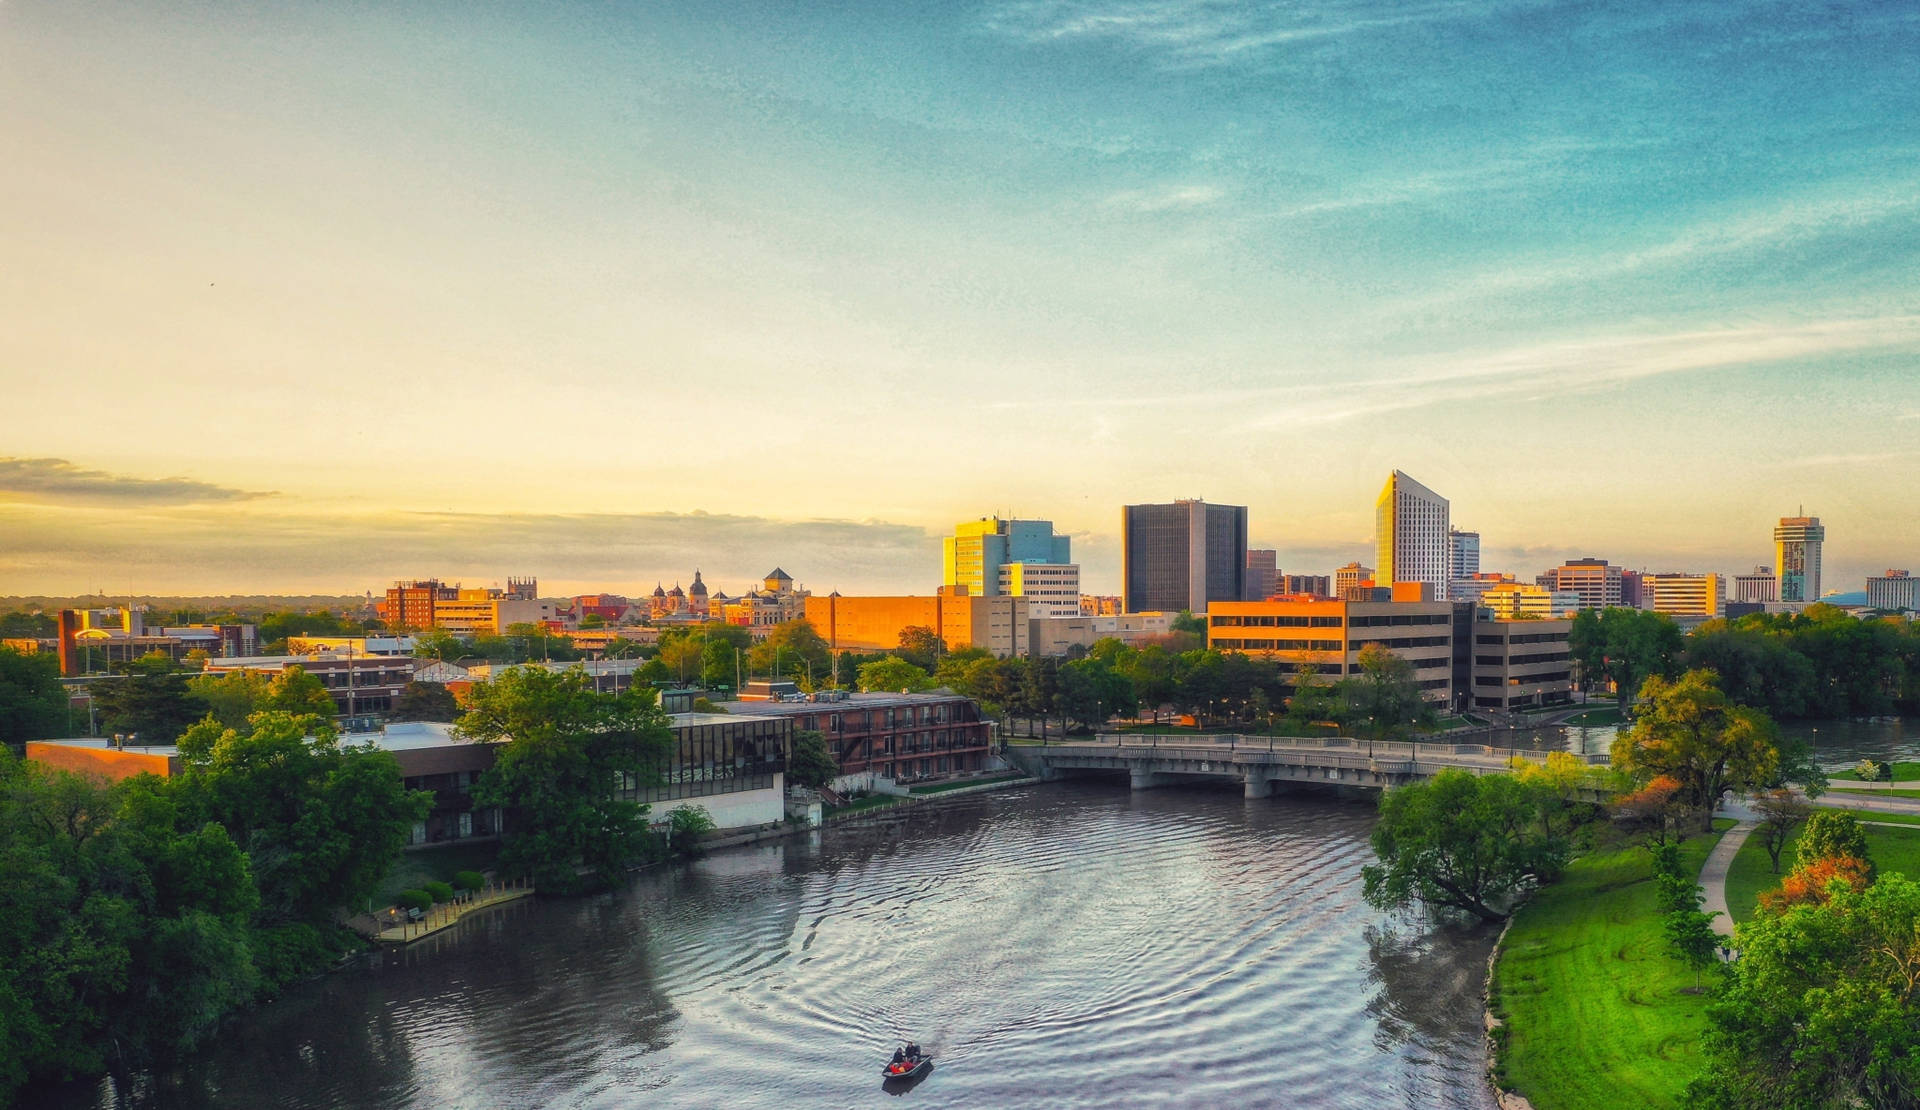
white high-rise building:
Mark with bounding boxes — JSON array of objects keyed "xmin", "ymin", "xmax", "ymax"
[
  {"xmin": 1773, "ymin": 514, "xmax": 1825, "ymax": 604},
  {"xmin": 1733, "ymin": 566, "xmax": 1778, "ymax": 604},
  {"xmin": 1449, "ymin": 528, "xmax": 1481, "ymax": 583},
  {"xmin": 1376, "ymin": 471, "xmax": 1451, "ymax": 600},
  {"xmin": 1867, "ymin": 570, "xmax": 1918, "ymax": 612}
]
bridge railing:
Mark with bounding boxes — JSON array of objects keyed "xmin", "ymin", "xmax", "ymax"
[{"xmin": 1057, "ymin": 732, "xmax": 1607, "ymax": 768}]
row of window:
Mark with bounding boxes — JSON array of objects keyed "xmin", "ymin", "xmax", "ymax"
[
  {"xmin": 1474, "ymin": 652, "xmax": 1572, "ymax": 666},
  {"xmin": 1210, "ymin": 615, "xmax": 1345, "ymax": 628},
  {"xmin": 1348, "ymin": 614, "xmax": 1450, "ymax": 627}
]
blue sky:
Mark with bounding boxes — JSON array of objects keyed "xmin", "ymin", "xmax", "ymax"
[{"xmin": 1, "ymin": 0, "xmax": 1915, "ymax": 597}]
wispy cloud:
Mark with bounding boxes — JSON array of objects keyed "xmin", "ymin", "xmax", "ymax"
[
  {"xmin": 982, "ymin": 0, "xmax": 1506, "ymax": 68},
  {"xmin": 1758, "ymin": 451, "xmax": 1920, "ymax": 470},
  {"xmin": 0, "ymin": 457, "xmax": 273, "ymax": 505},
  {"xmin": 1100, "ymin": 184, "xmax": 1225, "ymax": 213}
]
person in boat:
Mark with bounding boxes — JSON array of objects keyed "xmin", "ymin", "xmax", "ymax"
[
  {"xmin": 891, "ymin": 1047, "xmax": 906, "ymax": 1066},
  {"xmin": 905, "ymin": 1042, "xmax": 921, "ymax": 1061}
]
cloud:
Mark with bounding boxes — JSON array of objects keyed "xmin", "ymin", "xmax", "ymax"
[
  {"xmin": 1100, "ymin": 184, "xmax": 1225, "ymax": 213},
  {"xmin": 0, "ymin": 505, "xmax": 945, "ymax": 597},
  {"xmin": 1758, "ymin": 451, "xmax": 1920, "ymax": 470},
  {"xmin": 0, "ymin": 457, "xmax": 274, "ymax": 505}
]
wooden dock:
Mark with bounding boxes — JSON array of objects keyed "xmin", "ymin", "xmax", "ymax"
[{"xmin": 374, "ymin": 884, "xmax": 534, "ymax": 946}]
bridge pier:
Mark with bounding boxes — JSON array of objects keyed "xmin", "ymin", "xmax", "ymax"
[
  {"xmin": 1243, "ymin": 774, "xmax": 1273, "ymax": 799},
  {"xmin": 1130, "ymin": 769, "xmax": 1171, "ymax": 790}
]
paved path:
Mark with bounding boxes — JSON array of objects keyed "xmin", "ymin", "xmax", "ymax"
[{"xmin": 1699, "ymin": 820, "xmax": 1758, "ymax": 937}]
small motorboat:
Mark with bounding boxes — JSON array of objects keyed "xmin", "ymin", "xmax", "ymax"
[{"xmin": 881, "ymin": 1053, "xmax": 933, "ymax": 1080}]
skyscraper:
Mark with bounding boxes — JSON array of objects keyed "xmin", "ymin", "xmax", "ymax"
[
  {"xmin": 1773, "ymin": 515, "xmax": 1825, "ymax": 604},
  {"xmin": 1122, "ymin": 500, "xmax": 1248, "ymax": 613},
  {"xmin": 942, "ymin": 517, "xmax": 1079, "ymax": 618},
  {"xmin": 1449, "ymin": 528, "xmax": 1480, "ymax": 584},
  {"xmin": 1376, "ymin": 471, "xmax": 1452, "ymax": 600},
  {"xmin": 1244, "ymin": 549, "xmax": 1278, "ymax": 601}
]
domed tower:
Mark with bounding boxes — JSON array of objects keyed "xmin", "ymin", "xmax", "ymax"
[{"xmin": 689, "ymin": 569, "xmax": 709, "ymax": 617}]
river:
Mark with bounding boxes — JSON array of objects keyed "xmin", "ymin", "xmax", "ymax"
[{"xmin": 54, "ymin": 782, "xmax": 1498, "ymax": 1110}]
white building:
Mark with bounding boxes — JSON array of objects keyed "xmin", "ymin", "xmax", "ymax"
[
  {"xmin": 1376, "ymin": 470, "xmax": 1451, "ymax": 600},
  {"xmin": 1732, "ymin": 566, "xmax": 1778, "ymax": 604},
  {"xmin": 1867, "ymin": 570, "xmax": 1918, "ymax": 611},
  {"xmin": 1449, "ymin": 528, "xmax": 1481, "ymax": 586},
  {"xmin": 1536, "ymin": 558, "xmax": 1623, "ymax": 610},
  {"xmin": 997, "ymin": 561, "xmax": 1082, "ymax": 619}
]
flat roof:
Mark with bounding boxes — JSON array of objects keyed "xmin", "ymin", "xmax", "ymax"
[{"xmin": 721, "ymin": 690, "xmax": 965, "ymax": 715}]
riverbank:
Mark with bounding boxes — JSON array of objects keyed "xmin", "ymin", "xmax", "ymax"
[{"xmin": 1489, "ymin": 825, "xmax": 1727, "ymax": 1110}]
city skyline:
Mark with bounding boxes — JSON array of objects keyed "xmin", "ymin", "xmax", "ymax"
[{"xmin": 3, "ymin": 1, "xmax": 1917, "ymax": 597}]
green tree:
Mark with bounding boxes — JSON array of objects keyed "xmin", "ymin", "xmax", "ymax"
[
  {"xmin": 1795, "ymin": 809, "xmax": 1873, "ymax": 875},
  {"xmin": 788, "ymin": 729, "xmax": 839, "ymax": 789},
  {"xmin": 858, "ymin": 657, "xmax": 934, "ymax": 694},
  {"xmin": 1284, "ymin": 658, "xmax": 1336, "ymax": 732},
  {"xmin": 412, "ymin": 629, "xmax": 466, "ymax": 663},
  {"xmin": 390, "ymin": 680, "xmax": 460, "ymax": 722},
  {"xmin": 262, "ymin": 664, "xmax": 337, "ymax": 718},
  {"xmin": 658, "ymin": 633, "xmax": 704, "ymax": 685},
  {"xmin": 1170, "ymin": 609, "xmax": 1207, "ymax": 636},
  {"xmin": 747, "ymin": 619, "xmax": 832, "ymax": 685},
  {"xmin": 894, "ymin": 625, "xmax": 945, "ymax": 672},
  {"xmin": 454, "ymin": 669, "xmax": 675, "ymax": 891},
  {"xmin": 700, "ymin": 636, "xmax": 738, "ymax": 691},
  {"xmin": 187, "ymin": 669, "xmax": 273, "ymax": 731},
  {"xmin": 1569, "ymin": 607, "xmax": 1683, "ymax": 710},
  {"xmin": 1689, "ymin": 875, "xmax": 1920, "ymax": 1110},
  {"xmin": 0, "ymin": 645, "xmax": 66, "ymax": 750},
  {"xmin": 1664, "ymin": 906, "xmax": 1721, "ymax": 991},
  {"xmin": 173, "ymin": 711, "xmax": 429, "ymax": 922},
  {"xmin": 1337, "ymin": 643, "xmax": 1431, "ymax": 740},
  {"xmin": 1610, "ymin": 669, "xmax": 1780, "ymax": 831},
  {"xmin": 88, "ymin": 651, "xmax": 205, "ymax": 743},
  {"xmin": 1362, "ymin": 769, "xmax": 1567, "ymax": 924}
]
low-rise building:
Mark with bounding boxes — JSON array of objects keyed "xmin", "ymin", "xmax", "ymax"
[
  {"xmin": 201, "ymin": 653, "xmax": 416, "ymax": 716},
  {"xmin": 723, "ymin": 691, "xmax": 993, "ymax": 785},
  {"xmin": 1468, "ymin": 619, "xmax": 1575, "ymax": 711},
  {"xmin": 804, "ymin": 592, "xmax": 1030, "ymax": 657},
  {"xmin": 1027, "ymin": 612, "xmax": 1178, "ymax": 657},
  {"xmin": 1640, "ymin": 572, "xmax": 1725, "ymax": 619},
  {"xmin": 1867, "ymin": 570, "xmax": 1918, "ymax": 612},
  {"xmin": 1477, "ymin": 583, "xmax": 1581, "ymax": 621},
  {"xmin": 1536, "ymin": 558, "xmax": 1623, "ymax": 610},
  {"xmin": 1732, "ymin": 566, "xmax": 1779, "ymax": 604},
  {"xmin": 1206, "ymin": 586, "xmax": 1455, "ymax": 703}
]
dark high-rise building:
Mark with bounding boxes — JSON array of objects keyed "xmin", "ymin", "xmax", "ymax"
[
  {"xmin": 1244, "ymin": 549, "xmax": 1278, "ymax": 601},
  {"xmin": 1122, "ymin": 500, "xmax": 1248, "ymax": 613}
]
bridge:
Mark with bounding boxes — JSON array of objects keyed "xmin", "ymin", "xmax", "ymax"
[{"xmin": 1003, "ymin": 733, "xmax": 1609, "ymax": 798}]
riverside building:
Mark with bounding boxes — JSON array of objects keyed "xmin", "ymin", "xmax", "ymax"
[{"xmin": 1206, "ymin": 585, "xmax": 1455, "ymax": 704}]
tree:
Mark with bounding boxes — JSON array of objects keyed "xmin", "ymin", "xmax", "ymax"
[
  {"xmin": 88, "ymin": 652, "xmax": 206, "ymax": 743},
  {"xmin": 262, "ymin": 664, "xmax": 337, "ymax": 718},
  {"xmin": 390, "ymin": 681, "xmax": 461, "ymax": 722},
  {"xmin": 1757, "ymin": 854, "xmax": 1872, "ymax": 915},
  {"xmin": 658, "ymin": 634, "xmax": 704, "ymax": 685},
  {"xmin": 1795, "ymin": 809, "xmax": 1872, "ymax": 875},
  {"xmin": 1689, "ymin": 876, "xmax": 1920, "ymax": 1109},
  {"xmin": 1610, "ymin": 669, "xmax": 1780, "ymax": 831},
  {"xmin": 894, "ymin": 626, "xmax": 946, "ymax": 672},
  {"xmin": 1750, "ymin": 789, "xmax": 1812, "ymax": 874},
  {"xmin": 858, "ymin": 657, "xmax": 934, "ymax": 694},
  {"xmin": 0, "ymin": 646, "xmax": 66, "ymax": 750},
  {"xmin": 1514, "ymin": 750, "xmax": 1598, "ymax": 837},
  {"xmin": 1664, "ymin": 906, "xmax": 1721, "ymax": 991},
  {"xmin": 1362, "ymin": 769, "xmax": 1567, "ymax": 924},
  {"xmin": 787, "ymin": 729, "xmax": 839, "ymax": 789},
  {"xmin": 173, "ymin": 711, "xmax": 429, "ymax": 922},
  {"xmin": 747, "ymin": 619, "xmax": 831, "ymax": 686},
  {"xmin": 455, "ymin": 669, "xmax": 675, "ymax": 891},
  {"xmin": 1612, "ymin": 774, "xmax": 1689, "ymax": 844},
  {"xmin": 1170, "ymin": 609, "xmax": 1206, "ymax": 636},
  {"xmin": 1338, "ymin": 644, "xmax": 1431, "ymax": 740},
  {"xmin": 1570, "ymin": 607, "xmax": 1683, "ymax": 710},
  {"xmin": 1284, "ymin": 658, "xmax": 1335, "ymax": 732}
]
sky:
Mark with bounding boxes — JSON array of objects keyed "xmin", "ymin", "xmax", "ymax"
[{"xmin": 2, "ymin": 0, "xmax": 1917, "ymax": 600}]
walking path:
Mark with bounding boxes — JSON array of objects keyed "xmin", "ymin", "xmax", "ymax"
[
  {"xmin": 1699, "ymin": 820, "xmax": 1758, "ymax": 938},
  {"xmin": 375, "ymin": 886, "xmax": 533, "ymax": 946}
]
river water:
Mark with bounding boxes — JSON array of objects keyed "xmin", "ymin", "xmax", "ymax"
[{"xmin": 55, "ymin": 782, "xmax": 1498, "ymax": 1110}]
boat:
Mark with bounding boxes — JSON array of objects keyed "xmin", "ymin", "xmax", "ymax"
[{"xmin": 881, "ymin": 1054, "xmax": 933, "ymax": 1080}]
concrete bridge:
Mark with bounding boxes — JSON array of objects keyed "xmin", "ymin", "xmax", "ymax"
[{"xmin": 1004, "ymin": 733, "xmax": 1609, "ymax": 798}]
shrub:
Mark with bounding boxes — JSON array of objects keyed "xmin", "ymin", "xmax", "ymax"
[
  {"xmin": 454, "ymin": 870, "xmax": 485, "ymax": 892},
  {"xmin": 397, "ymin": 889, "xmax": 433, "ymax": 912},
  {"xmin": 1856, "ymin": 759, "xmax": 1886, "ymax": 782},
  {"xmin": 1797, "ymin": 810, "xmax": 1873, "ymax": 874},
  {"xmin": 253, "ymin": 922, "xmax": 352, "ymax": 995},
  {"xmin": 668, "ymin": 805, "xmax": 716, "ymax": 857},
  {"xmin": 424, "ymin": 881, "xmax": 455, "ymax": 903}
]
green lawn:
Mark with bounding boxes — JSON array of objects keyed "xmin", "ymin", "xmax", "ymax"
[
  {"xmin": 1827, "ymin": 786, "xmax": 1920, "ymax": 799},
  {"xmin": 372, "ymin": 841, "xmax": 501, "ymax": 908},
  {"xmin": 1493, "ymin": 828, "xmax": 1725, "ymax": 1110},
  {"xmin": 1830, "ymin": 761, "xmax": 1920, "ymax": 783},
  {"xmin": 1816, "ymin": 807, "xmax": 1920, "ymax": 826},
  {"xmin": 1560, "ymin": 707, "xmax": 1627, "ymax": 727},
  {"xmin": 1723, "ymin": 822, "xmax": 1920, "ymax": 926},
  {"xmin": 824, "ymin": 793, "xmax": 905, "ymax": 818}
]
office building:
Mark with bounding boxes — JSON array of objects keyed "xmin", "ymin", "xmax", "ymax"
[
  {"xmin": 1641, "ymin": 573, "xmax": 1725, "ymax": 619},
  {"xmin": 1334, "ymin": 561, "xmax": 1373, "ymax": 598},
  {"xmin": 1478, "ymin": 583, "xmax": 1582, "ymax": 621},
  {"xmin": 943, "ymin": 518, "xmax": 1078, "ymax": 618},
  {"xmin": 1280, "ymin": 574, "xmax": 1333, "ymax": 598},
  {"xmin": 1122, "ymin": 500, "xmax": 1248, "ymax": 613},
  {"xmin": 1450, "ymin": 573, "xmax": 1519, "ymax": 609},
  {"xmin": 1732, "ymin": 566, "xmax": 1778, "ymax": 604},
  {"xmin": 201, "ymin": 652, "xmax": 416, "ymax": 717},
  {"xmin": 726, "ymin": 691, "xmax": 991, "ymax": 786},
  {"xmin": 1469, "ymin": 619, "xmax": 1575, "ymax": 711},
  {"xmin": 1245, "ymin": 549, "xmax": 1279, "ymax": 602},
  {"xmin": 1536, "ymin": 558, "xmax": 1624, "ymax": 610},
  {"xmin": 1774, "ymin": 515, "xmax": 1826, "ymax": 604},
  {"xmin": 1867, "ymin": 570, "xmax": 1918, "ymax": 612},
  {"xmin": 1206, "ymin": 585, "xmax": 1455, "ymax": 704},
  {"xmin": 804, "ymin": 593, "xmax": 1030, "ymax": 658},
  {"xmin": 1449, "ymin": 528, "xmax": 1481, "ymax": 585},
  {"xmin": 1028, "ymin": 612, "xmax": 1178, "ymax": 657},
  {"xmin": 1620, "ymin": 570, "xmax": 1644, "ymax": 608},
  {"xmin": 380, "ymin": 577, "xmax": 552, "ymax": 634},
  {"xmin": 1376, "ymin": 471, "xmax": 1452, "ymax": 600}
]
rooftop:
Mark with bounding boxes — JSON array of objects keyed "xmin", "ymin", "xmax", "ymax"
[{"xmin": 721, "ymin": 690, "xmax": 968, "ymax": 715}]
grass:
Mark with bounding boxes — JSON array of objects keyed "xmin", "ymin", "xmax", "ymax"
[
  {"xmin": 1561, "ymin": 707, "xmax": 1627, "ymax": 727},
  {"xmin": 1830, "ymin": 761, "xmax": 1920, "ymax": 783},
  {"xmin": 1815, "ymin": 808, "xmax": 1920, "ymax": 826},
  {"xmin": 824, "ymin": 793, "xmax": 904, "ymax": 818},
  {"xmin": 372, "ymin": 840, "xmax": 501, "ymax": 908},
  {"xmin": 1723, "ymin": 822, "xmax": 1920, "ymax": 926},
  {"xmin": 909, "ymin": 772, "xmax": 1026, "ymax": 795},
  {"xmin": 1493, "ymin": 826, "xmax": 1727, "ymax": 1110},
  {"xmin": 1827, "ymin": 786, "xmax": 1920, "ymax": 799}
]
